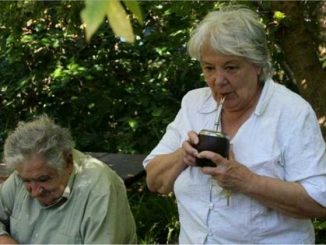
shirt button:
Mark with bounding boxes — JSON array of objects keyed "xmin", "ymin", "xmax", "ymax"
[{"xmin": 209, "ymin": 203, "xmax": 214, "ymax": 210}]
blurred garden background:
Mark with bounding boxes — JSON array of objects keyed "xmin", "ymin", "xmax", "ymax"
[{"xmin": 1, "ymin": 1, "xmax": 326, "ymax": 243}]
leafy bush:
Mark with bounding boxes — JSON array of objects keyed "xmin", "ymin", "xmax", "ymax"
[
  {"xmin": 128, "ymin": 178, "xmax": 179, "ymax": 244},
  {"xmin": 1, "ymin": 1, "xmax": 326, "ymax": 243},
  {"xmin": 0, "ymin": 1, "xmax": 211, "ymax": 154}
]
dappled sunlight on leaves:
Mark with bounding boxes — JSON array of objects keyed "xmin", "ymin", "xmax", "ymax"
[
  {"xmin": 300, "ymin": 79, "xmax": 308, "ymax": 90},
  {"xmin": 319, "ymin": 116, "xmax": 326, "ymax": 135}
]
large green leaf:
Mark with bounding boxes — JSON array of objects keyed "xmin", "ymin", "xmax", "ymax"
[
  {"xmin": 81, "ymin": 0, "xmax": 135, "ymax": 43},
  {"xmin": 107, "ymin": 0, "xmax": 135, "ymax": 43},
  {"xmin": 122, "ymin": 0, "xmax": 143, "ymax": 24},
  {"xmin": 80, "ymin": 0, "xmax": 107, "ymax": 42}
]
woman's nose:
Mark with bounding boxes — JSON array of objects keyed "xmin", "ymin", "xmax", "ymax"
[{"xmin": 212, "ymin": 69, "xmax": 227, "ymax": 86}]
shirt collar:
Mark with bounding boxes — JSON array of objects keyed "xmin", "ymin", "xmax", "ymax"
[
  {"xmin": 254, "ymin": 78, "xmax": 275, "ymax": 116},
  {"xmin": 62, "ymin": 164, "xmax": 76, "ymax": 198},
  {"xmin": 42, "ymin": 162, "xmax": 77, "ymax": 209},
  {"xmin": 197, "ymin": 89, "xmax": 218, "ymax": 114}
]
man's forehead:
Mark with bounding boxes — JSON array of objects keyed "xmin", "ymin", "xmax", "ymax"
[
  {"xmin": 16, "ymin": 155, "xmax": 57, "ymax": 179},
  {"xmin": 17, "ymin": 172, "xmax": 52, "ymax": 182}
]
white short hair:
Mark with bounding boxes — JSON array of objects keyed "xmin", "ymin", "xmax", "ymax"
[
  {"xmin": 4, "ymin": 115, "xmax": 74, "ymax": 172},
  {"xmin": 187, "ymin": 5, "xmax": 273, "ymax": 82}
]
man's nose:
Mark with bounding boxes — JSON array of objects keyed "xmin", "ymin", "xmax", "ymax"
[{"xmin": 26, "ymin": 182, "xmax": 44, "ymax": 197}]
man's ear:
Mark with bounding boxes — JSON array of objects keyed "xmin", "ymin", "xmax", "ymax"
[{"xmin": 64, "ymin": 151, "xmax": 73, "ymax": 172}]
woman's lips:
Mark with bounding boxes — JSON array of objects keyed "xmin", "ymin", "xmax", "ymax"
[{"xmin": 220, "ymin": 92, "xmax": 231, "ymax": 98}]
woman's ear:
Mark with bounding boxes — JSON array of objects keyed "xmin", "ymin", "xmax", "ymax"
[
  {"xmin": 255, "ymin": 66, "xmax": 263, "ymax": 83},
  {"xmin": 257, "ymin": 67, "xmax": 262, "ymax": 76}
]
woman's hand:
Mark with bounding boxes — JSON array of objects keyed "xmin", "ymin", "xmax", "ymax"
[
  {"xmin": 199, "ymin": 149, "xmax": 257, "ymax": 193},
  {"xmin": 199, "ymin": 149, "xmax": 326, "ymax": 218},
  {"xmin": 181, "ymin": 131, "xmax": 200, "ymax": 166}
]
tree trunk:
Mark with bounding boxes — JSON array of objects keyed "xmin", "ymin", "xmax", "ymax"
[{"xmin": 269, "ymin": 1, "xmax": 326, "ymax": 137}]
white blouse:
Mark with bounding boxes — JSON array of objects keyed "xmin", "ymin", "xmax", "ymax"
[{"xmin": 143, "ymin": 79, "xmax": 326, "ymax": 244}]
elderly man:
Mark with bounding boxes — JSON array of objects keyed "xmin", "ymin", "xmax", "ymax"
[{"xmin": 0, "ymin": 115, "xmax": 137, "ymax": 244}]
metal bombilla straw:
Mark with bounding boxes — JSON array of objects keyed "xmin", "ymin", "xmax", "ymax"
[
  {"xmin": 214, "ymin": 96, "xmax": 231, "ymax": 206},
  {"xmin": 214, "ymin": 97, "xmax": 225, "ymax": 131}
]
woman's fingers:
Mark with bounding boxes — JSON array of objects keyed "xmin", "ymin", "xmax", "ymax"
[
  {"xmin": 199, "ymin": 149, "xmax": 255, "ymax": 192},
  {"xmin": 181, "ymin": 132, "xmax": 199, "ymax": 166},
  {"xmin": 187, "ymin": 131, "xmax": 199, "ymax": 145},
  {"xmin": 183, "ymin": 131, "xmax": 200, "ymax": 165},
  {"xmin": 198, "ymin": 150, "xmax": 226, "ymax": 166}
]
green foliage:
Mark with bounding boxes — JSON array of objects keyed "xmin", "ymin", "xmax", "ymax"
[
  {"xmin": 315, "ymin": 219, "xmax": 326, "ymax": 243},
  {"xmin": 0, "ymin": 1, "xmax": 214, "ymax": 154},
  {"xmin": 128, "ymin": 178, "xmax": 179, "ymax": 244},
  {"xmin": 273, "ymin": 10, "xmax": 286, "ymax": 21}
]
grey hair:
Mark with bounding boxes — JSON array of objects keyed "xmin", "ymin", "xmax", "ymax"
[
  {"xmin": 4, "ymin": 115, "xmax": 75, "ymax": 172},
  {"xmin": 187, "ymin": 5, "xmax": 273, "ymax": 82}
]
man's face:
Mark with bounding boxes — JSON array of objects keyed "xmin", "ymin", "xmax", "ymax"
[{"xmin": 16, "ymin": 153, "xmax": 73, "ymax": 206}]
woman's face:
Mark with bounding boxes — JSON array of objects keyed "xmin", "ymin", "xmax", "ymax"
[
  {"xmin": 200, "ymin": 45, "xmax": 262, "ymax": 113},
  {"xmin": 16, "ymin": 153, "xmax": 73, "ymax": 206}
]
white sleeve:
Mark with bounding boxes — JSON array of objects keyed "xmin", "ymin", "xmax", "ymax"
[
  {"xmin": 283, "ymin": 104, "xmax": 326, "ymax": 207},
  {"xmin": 143, "ymin": 95, "xmax": 193, "ymax": 168}
]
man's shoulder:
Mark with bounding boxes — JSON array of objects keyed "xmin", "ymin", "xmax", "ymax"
[{"xmin": 72, "ymin": 150, "xmax": 124, "ymax": 193}]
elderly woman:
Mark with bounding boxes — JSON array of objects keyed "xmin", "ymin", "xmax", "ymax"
[
  {"xmin": 143, "ymin": 5, "xmax": 326, "ymax": 244},
  {"xmin": 0, "ymin": 115, "xmax": 136, "ymax": 244}
]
